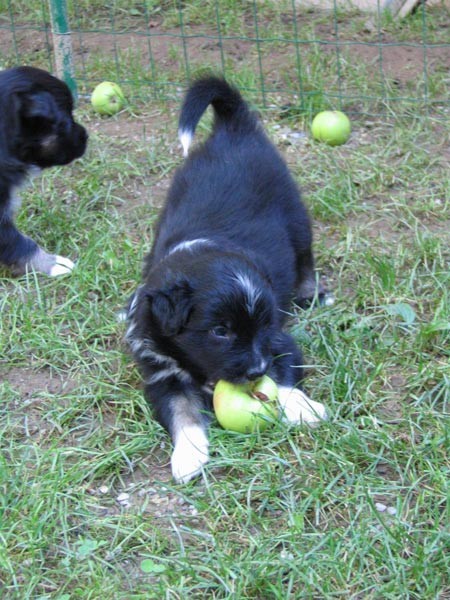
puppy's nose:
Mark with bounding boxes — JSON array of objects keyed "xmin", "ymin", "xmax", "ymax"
[{"xmin": 246, "ymin": 362, "xmax": 268, "ymax": 381}]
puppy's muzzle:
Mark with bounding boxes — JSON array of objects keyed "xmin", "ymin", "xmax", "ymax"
[{"xmin": 245, "ymin": 359, "xmax": 269, "ymax": 381}]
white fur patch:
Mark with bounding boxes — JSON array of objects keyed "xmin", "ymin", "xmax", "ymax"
[
  {"xmin": 278, "ymin": 387, "xmax": 327, "ymax": 426},
  {"xmin": 138, "ymin": 346, "xmax": 174, "ymax": 365},
  {"xmin": 171, "ymin": 424, "xmax": 210, "ymax": 484},
  {"xmin": 126, "ymin": 335, "xmax": 142, "ymax": 353},
  {"xmin": 127, "ymin": 291, "xmax": 140, "ymax": 316},
  {"xmin": 125, "ymin": 290, "xmax": 193, "ymax": 376},
  {"xmin": 49, "ymin": 255, "xmax": 75, "ymax": 277},
  {"xmin": 145, "ymin": 365, "xmax": 192, "ymax": 385},
  {"xmin": 179, "ymin": 129, "xmax": 193, "ymax": 157},
  {"xmin": 168, "ymin": 238, "xmax": 211, "ymax": 256},
  {"xmin": 233, "ymin": 271, "xmax": 262, "ymax": 314}
]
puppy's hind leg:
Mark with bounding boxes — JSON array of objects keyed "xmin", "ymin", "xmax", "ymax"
[{"xmin": 294, "ymin": 248, "xmax": 333, "ymax": 308}]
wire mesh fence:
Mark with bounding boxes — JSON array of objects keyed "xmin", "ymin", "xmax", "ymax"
[{"xmin": 0, "ymin": 0, "xmax": 448, "ymax": 116}]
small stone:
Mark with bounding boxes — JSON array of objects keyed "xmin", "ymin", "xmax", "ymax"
[
  {"xmin": 98, "ymin": 485, "xmax": 109, "ymax": 494},
  {"xmin": 375, "ymin": 502, "xmax": 387, "ymax": 512},
  {"xmin": 387, "ymin": 506, "xmax": 397, "ymax": 515},
  {"xmin": 117, "ymin": 492, "xmax": 130, "ymax": 503},
  {"xmin": 289, "ymin": 132, "xmax": 305, "ymax": 140}
]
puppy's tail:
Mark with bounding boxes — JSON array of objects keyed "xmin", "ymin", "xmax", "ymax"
[{"xmin": 178, "ymin": 76, "xmax": 257, "ymax": 156}]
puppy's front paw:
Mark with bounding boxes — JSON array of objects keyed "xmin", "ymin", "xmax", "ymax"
[
  {"xmin": 49, "ymin": 255, "xmax": 75, "ymax": 277},
  {"xmin": 171, "ymin": 425, "xmax": 210, "ymax": 484},
  {"xmin": 278, "ymin": 387, "xmax": 327, "ymax": 426}
]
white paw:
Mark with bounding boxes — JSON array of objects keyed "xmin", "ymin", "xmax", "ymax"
[
  {"xmin": 278, "ymin": 387, "xmax": 327, "ymax": 426},
  {"xmin": 171, "ymin": 425, "xmax": 210, "ymax": 484},
  {"xmin": 49, "ymin": 255, "xmax": 75, "ymax": 277}
]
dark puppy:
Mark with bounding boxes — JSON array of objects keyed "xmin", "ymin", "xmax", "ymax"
[
  {"xmin": 126, "ymin": 77, "xmax": 327, "ymax": 483},
  {"xmin": 0, "ymin": 66, "xmax": 87, "ymax": 276}
]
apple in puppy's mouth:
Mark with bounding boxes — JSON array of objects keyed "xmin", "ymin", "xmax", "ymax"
[{"xmin": 213, "ymin": 375, "xmax": 278, "ymax": 433}]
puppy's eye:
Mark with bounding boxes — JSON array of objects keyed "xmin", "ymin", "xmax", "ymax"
[
  {"xmin": 210, "ymin": 325, "xmax": 230, "ymax": 339},
  {"xmin": 24, "ymin": 116, "xmax": 53, "ymax": 135}
]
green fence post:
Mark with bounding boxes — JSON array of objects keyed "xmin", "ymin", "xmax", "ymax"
[{"xmin": 48, "ymin": 0, "xmax": 76, "ymax": 99}]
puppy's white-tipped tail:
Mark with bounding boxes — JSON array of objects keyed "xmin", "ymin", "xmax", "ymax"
[{"xmin": 179, "ymin": 129, "xmax": 193, "ymax": 157}]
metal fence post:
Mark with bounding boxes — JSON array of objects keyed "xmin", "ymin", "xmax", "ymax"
[{"xmin": 48, "ymin": 0, "xmax": 76, "ymax": 99}]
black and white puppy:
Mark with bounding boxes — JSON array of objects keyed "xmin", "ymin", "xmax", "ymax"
[
  {"xmin": 0, "ymin": 66, "xmax": 87, "ymax": 276},
  {"xmin": 126, "ymin": 77, "xmax": 327, "ymax": 483}
]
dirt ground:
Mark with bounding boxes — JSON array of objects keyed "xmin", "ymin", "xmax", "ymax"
[{"xmin": 1, "ymin": 10, "xmax": 449, "ymax": 101}]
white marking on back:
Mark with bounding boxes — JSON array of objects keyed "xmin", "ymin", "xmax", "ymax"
[{"xmin": 168, "ymin": 238, "xmax": 211, "ymax": 256}]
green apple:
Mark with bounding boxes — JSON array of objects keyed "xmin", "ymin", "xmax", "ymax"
[
  {"xmin": 311, "ymin": 110, "xmax": 351, "ymax": 146},
  {"xmin": 213, "ymin": 375, "xmax": 279, "ymax": 433},
  {"xmin": 91, "ymin": 81, "xmax": 125, "ymax": 115}
]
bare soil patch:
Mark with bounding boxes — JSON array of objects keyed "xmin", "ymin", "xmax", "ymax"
[{"xmin": 1, "ymin": 366, "xmax": 77, "ymax": 440}]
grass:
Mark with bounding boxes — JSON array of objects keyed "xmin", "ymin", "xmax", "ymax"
[{"xmin": 1, "ymin": 2, "xmax": 450, "ymax": 599}]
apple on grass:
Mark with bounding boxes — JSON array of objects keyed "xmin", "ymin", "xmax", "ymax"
[
  {"xmin": 91, "ymin": 81, "xmax": 125, "ymax": 115},
  {"xmin": 213, "ymin": 375, "xmax": 279, "ymax": 433},
  {"xmin": 311, "ymin": 110, "xmax": 351, "ymax": 146}
]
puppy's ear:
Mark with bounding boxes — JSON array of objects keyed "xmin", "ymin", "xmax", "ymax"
[
  {"xmin": 146, "ymin": 280, "xmax": 193, "ymax": 336},
  {"xmin": 0, "ymin": 91, "xmax": 57, "ymax": 157}
]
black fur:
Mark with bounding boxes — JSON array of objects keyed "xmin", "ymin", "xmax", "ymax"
[
  {"xmin": 126, "ymin": 76, "xmax": 326, "ymax": 483},
  {"xmin": 0, "ymin": 66, "xmax": 87, "ymax": 275}
]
